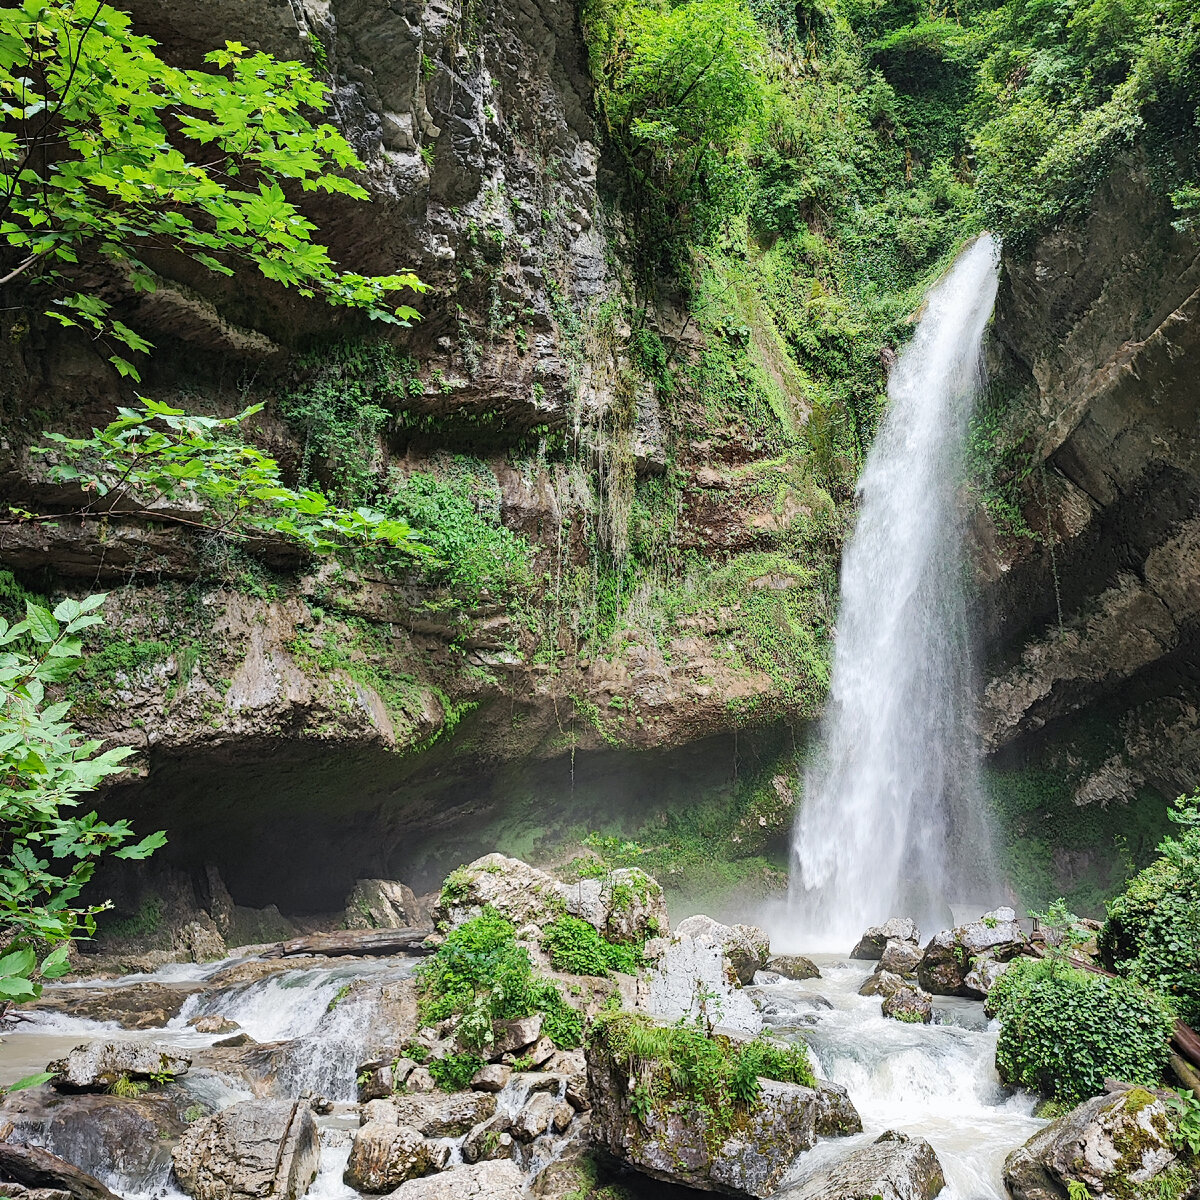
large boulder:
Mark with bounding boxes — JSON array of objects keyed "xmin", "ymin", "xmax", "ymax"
[
  {"xmin": 787, "ymin": 1131, "xmax": 945, "ymax": 1200},
  {"xmin": 0, "ymin": 1089, "xmax": 187, "ymax": 1193},
  {"xmin": 881, "ymin": 986, "xmax": 933, "ymax": 1024},
  {"xmin": 850, "ymin": 919, "xmax": 920, "ymax": 960},
  {"xmin": 49, "ymin": 1042, "xmax": 190, "ymax": 1092},
  {"xmin": 386, "ymin": 1162, "xmax": 525, "ymax": 1200},
  {"xmin": 587, "ymin": 1020, "xmax": 861, "ymax": 1197},
  {"xmin": 766, "ymin": 955, "xmax": 820, "ymax": 981},
  {"xmin": 29, "ymin": 982, "xmax": 201, "ymax": 1030},
  {"xmin": 345, "ymin": 879, "xmax": 423, "ymax": 930},
  {"xmin": 917, "ymin": 908, "xmax": 1028, "ymax": 997},
  {"xmin": 1004, "ymin": 1087, "xmax": 1184, "ymax": 1200},
  {"xmin": 344, "ymin": 1122, "xmax": 449, "ymax": 1193},
  {"xmin": 643, "ymin": 934, "xmax": 763, "ymax": 1036},
  {"xmin": 364, "ymin": 1091, "xmax": 497, "ymax": 1137},
  {"xmin": 172, "ymin": 1099, "xmax": 320, "ymax": 1200},
  {"xmin": 859, "ymin": 970, "xmax": 907, "ymax": 998},
  {"xmin": 879, "ymin": 939, "xmax": 923, "ymax": 978},
  {"xmin": 434, "ymin": 855, "xmax": 667, "ymax": 944},
  {"xmin": 675, "ymin": 916, "xmax": 771, "ymax": 984}
]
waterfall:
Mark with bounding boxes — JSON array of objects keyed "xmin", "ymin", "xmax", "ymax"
[{"xmin": 789, "ymin": 234, "xmax": 1000, "ymax": 947}]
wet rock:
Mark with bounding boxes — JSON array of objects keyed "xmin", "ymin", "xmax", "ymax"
[
  {"xmin": 178, "ymin": 919, "xmax": 227, "ymax": 964},
  {"xmin": 882, "ymin": 986, "xmax": 934, "ymax": 1024},
  {"xmin": 345, "ymin": 879, "xmax": 423, "ymax": 930},
  {"xmin": 344, "ymin": 1122, "xmax": 449, "ymax": 1193},
  {"xmin": 879, "ymin": 939, "xmax": 923, "ymax": 977},
  {"xmin": 470, "ymin": 1064, "xmax": 511, "ymax": 1092},
  {"xmin": 1004, "ymin": 1087, "xmax": 1182, "ymax": 1200},
  {"xmin": 851, "ymin": 919, "xmax": 920, "ymax": 960},
  {"xmin": 172, "ymin": 1099, "xmax": 320, "ymax": 1200},
  {"xmin": 189, "ymin": 1016, "xmax": 240, "ymax": 1034},
  {"xmin": 511, "ymin": 1091, "xmax": 558, "ymax": 1141},
  {"xmin": 30, "ymin": 983, "xmax": 200, "ymax": 1030},
  {"xmin": 674, "ymin": 916, "xmax": 770, "ymax": 984},
  {"xmin": 918, "ymin": 908, "xmax": 1028, "ymax": 997},
  {"xmin": 357, "ymin": 1056, "xmax": 417, "ymax": 1102},
  {"xmin": 766, "ymin": 955, "xmax": 820, "ymax": 980},
  {"xmin": 587, "ymin": 1019, "xmax": 861, "ymax": 1197},
  {"xmin": 0, "ymin": 1089, "xmax": 187, "ymax": 1193},
  {"xmin": 386, "ymin": 1161, "xmax": 525, "ymax": 1200},
  {"xmin": 367, "ymin": 1091, "xmax": 497, "ymax": 1137},
  {"xmin": 462, "ymin": 1115, "xmax": 515, "ymax": 1163},
  {"xmin": 49, "ymin": 1042, "xmax": 190, "ymax": 1092},
  {"xmin": 859, "ymin": 970, "xmax": 907, "ymax": 998},
  {"xmin": 788, "ymin": 1130, "xmax": 945, "ymax": 1200},
  {"xmin": 309, "ymin": 1096, "xmax": 334, "ymax": 1115},
  {"xmin": 0, "ymin": 1143, "xmax": 120, "ymax": 1200}
]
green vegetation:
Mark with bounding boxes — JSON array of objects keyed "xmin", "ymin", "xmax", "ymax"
[
  {"xmin": 0, "ymin": 594, "xmax": 163, "ymax": 1010},
  {"xmin": 0, "ymin": 0, "xmax": 420, "ymax": 381},
  {"xmin": 428, "ymin": 1052, "xmax": 485, "ymax": 1092},
  {"xmin": 988, "ymin": 955, "xmax": 1175, "ymax": 1104},
  {"xmin": 416, "ymin": 907, "xmax": 583, "ymax": 1050},
  {"xmin": 1100, "ymin": 792, "xmax": 1200, "ymax": 1025},
  {"xmin": 542, "ymin": 915, "xmax": 644, "ymax": 976},
  {"xmin": 592, "ymin": 1010, "xmax": 816, "ymax": 1140}
]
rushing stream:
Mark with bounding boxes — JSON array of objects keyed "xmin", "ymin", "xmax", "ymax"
[
  {"xmin": 0, "ymin": 946, "xmax": 1043, "ymax": 1200},
  {"xmin": 790, "ymin": 234, "xmax": 1002, "ymax": 946}
]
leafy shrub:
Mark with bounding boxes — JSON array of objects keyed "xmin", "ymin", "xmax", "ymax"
[
  {"xmin": 592, "ymin": 1010, "xmax": 816, "ymax": 1139},
  {"xmin": 416, "ymin": 908, "xmax": 582, "ymax": 1051},
  {"xmin": 988, "ymin": 956, "xmax": 1175, "ymax": 1104},
  {"xmin": 428, "ymin": 1052, "xmax": 485, "ymax": 1092},
  {"xmin": 542, "ymin": 916, "xmax": 644, "ymax": 976},
  {"xmin": 1100, "ymin": 793, "xmax": 1200, "ymax": 1025}
]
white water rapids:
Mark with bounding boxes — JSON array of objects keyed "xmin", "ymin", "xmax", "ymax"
[{"xmin": 790, "ymin": 235, "xmax": 1002, "ymax": 947}]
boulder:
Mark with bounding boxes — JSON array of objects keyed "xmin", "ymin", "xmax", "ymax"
[
  {"xmin": 357, "ymin": 1056, "xmax": 417, "ymax": 1102},
  {"xmin": 434, "ymin": 856, "xmax": 667, "ymax": 944},
  {"xmin": 49, "ymin": 1042, "xmax": 190, "ymax": 1092},
  {"xmin": 850, "ymin": 919, "xmax": 920, "ymax": 960},
  {"xmin": 962, "ymin": 953, "xmax": 1011, "ymax": 999},
  {"xmin": 918, "ymin": 908, "xmax": 1028, "ymax": 997},
  {"xmin": 587, "ymin": 1020, "xmax": 861, "ymax": 1197},
  {"xmin": 882, "ymin": 986, "xmax": 934, "ymax": 1024},
  {"xmin": 766, "ymin": 955, "xmax": 820, "ymax": 981},
  {"xmin": 511, "ymin": 1092, "xmax": 558, "ymax": 1142},
  {"xmin": 859, "ymin": 970, "xmax": 907, "ymax": 998},
  {"xmin": 172, "ymin": 1099, "xmax": 320, "ymax": 1200},
  {"xmin": 1004, "ymin": 1087, "xmax": 1182, "ymax": 1200},
  {"xmin": 644, "ymin": 933, "xmax": 763, "ymax": 1036},
  {"xmin": 177, "ymin": 919, "xmax": 227, "ymax": 964},
  {"xmin": 879, "ymin": 939, "xmax": 923, "ymax": 977},
  {"xmin": 344, "ymin": 1122, "xmax": 449, "ymax": 1193},
  {"xmin": 470, "ymin": 1064, "xmax": 511, "ymax": 1092},
  {"xmin": 492, "ymin": 1014, "xmax": 542, "ymax": 1056},
  {"xmin": 787, "ymin": 1131, "xmax": 945, "ymax": 1200},
  {"xmin": 365, "ymin": 1091, "xmax": 497, "ymax": 1137},
  {"xmin": 675, "ymin": 916, "xmax": 771, "ymax": 984},
  {"xmin": 0, "ymin": 1143, "xmax": 120, "ymax": 1200},
  {"xmin": 386, "ymin": 1161, "xmax": 525, "ymax": 1200},
  {"xmin": 189, "ymin": 1016, "xmax": 240, "ymax": 1034},
  {"xmin": 345, "ymin": 879, "xmax": 422, "ymax": 930},
  {"xmin": 0, "ymin": 1089, "xmax": 187, "ymax": 1193},
  {"xmin": 462, "ymin": 1115, "xmax": 515, "ymax": 1164}
]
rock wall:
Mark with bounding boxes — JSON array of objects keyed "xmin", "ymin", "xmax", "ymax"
[{"xmin": 972, "ymin": 157, "xmax": 1200, "ymax": 891}]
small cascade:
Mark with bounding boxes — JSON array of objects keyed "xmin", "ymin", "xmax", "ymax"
[{"xmin": 789, "ymin": 235, "xmax": 1002, "ymax": 946}]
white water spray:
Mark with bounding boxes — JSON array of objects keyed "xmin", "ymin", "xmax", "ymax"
[{"xmin": 789, "ymin": 235, "xmax": 1001, "ymax": 947}]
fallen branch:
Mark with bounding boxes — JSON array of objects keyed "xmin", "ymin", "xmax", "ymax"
[{"xmin": 261, "ymin": 927, "xmax": 434, "ymax": 960}]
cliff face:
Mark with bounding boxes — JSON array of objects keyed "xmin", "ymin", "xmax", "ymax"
[
  {"xmin": 0, "ymin": 0, "xmax": 832, "ymax": 914},
  {"xmin": 973, "ymin": 160, "xmax": 1200, "ymax": 882}
]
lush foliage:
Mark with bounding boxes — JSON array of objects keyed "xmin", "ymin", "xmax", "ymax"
[
  {"xmin": 592, "ymin": 1010, "xmax": 816, "ymax": 1138},
  {"xmin": 416, "ymin": 907, "xmax": 583, "ymax": 1050},
  {"xmin": 1100, "ymin": 792, "xmax": 1200, "ymax": 1025},
  {"xmin": 33, "ymin": 399, "xmax": 429, "ymax": 560},
  {"xmin": 0, "ymin": 595, "xmax": 163, "ymax": 1004},
  {"xmin": 988, "ymin": 955, "xmax": 1175, "ymax": 1104},
  {"xmin": 0, "ymin": 0, "xmax": 422, "ymax": 379},
  {"xmin": 427, "ymin": 1051, "xmax": 485, "ymax": 1092},
  {"xmin": 541, "ymin": 915, "xmax": 644, "ymax": 976},
  {"xmin": 380, "ymin": 463, "xmax": 534, "ymax": 605}
]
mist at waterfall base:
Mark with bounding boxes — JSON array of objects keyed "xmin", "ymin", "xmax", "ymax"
[{"xmin": 787, "ymin": 235, "xmax": 1002, "ymax": 950}]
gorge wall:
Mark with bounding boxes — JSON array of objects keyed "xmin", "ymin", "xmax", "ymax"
[{"xmin": 1, "ymin": 0, "xmax": 1196, "ymax": 939}]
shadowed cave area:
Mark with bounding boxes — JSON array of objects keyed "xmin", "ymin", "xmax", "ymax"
[{"xmin": 92, "ymin": 720, "xmax": 797, "ymax": 923}]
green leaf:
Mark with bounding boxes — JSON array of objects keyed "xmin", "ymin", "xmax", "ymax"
[
  {"xmin": 5, "ymin": 1072, "xmax": 56, "ymax": 1093},
  {"xmin": 24, "ymin": 604, "xmax": 59, "ymax": 644}
]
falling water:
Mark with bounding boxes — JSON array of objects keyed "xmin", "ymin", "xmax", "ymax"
[{"xmin": 789, "ymin": 234, "xmax": 1001, "ymax": 947}]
